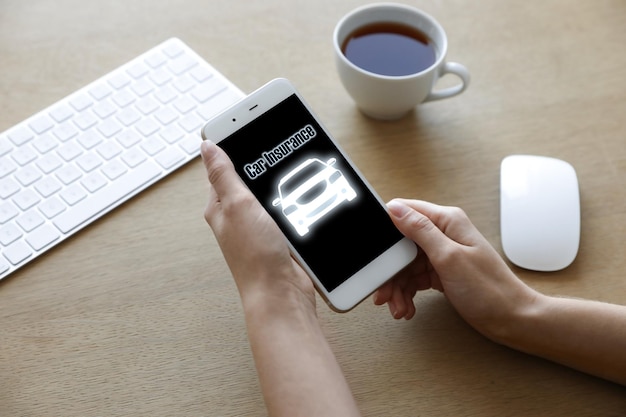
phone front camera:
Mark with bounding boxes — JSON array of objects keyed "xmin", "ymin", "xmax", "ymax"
[{"xmin": 232, "ymin": 118, "xmax": 236, "ymax": 122}]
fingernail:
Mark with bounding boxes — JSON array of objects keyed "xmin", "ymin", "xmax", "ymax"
[
  {"xmin": 200, "ymin": 140, "xmax": 217, "ymax": 159},
  {"xmin": 387, "ymin": 200, "xmax": 409, "ymax": 218},
  {"xmin": 201, "ymin": 139, "xmax": 214, "ymax": 152},
  {"xmin": 388, "ymin": 301, "xmax": 396, "ymax": 317}
]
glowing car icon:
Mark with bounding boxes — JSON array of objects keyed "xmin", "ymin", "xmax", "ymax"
[{"xmin": 272, "ymin": 157, "xmax": 357, "ymax": 236}]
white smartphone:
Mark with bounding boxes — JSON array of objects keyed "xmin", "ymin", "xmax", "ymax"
[{"xmin": 201, "ymin": 78, "xmax": 417, "ymax": 312}]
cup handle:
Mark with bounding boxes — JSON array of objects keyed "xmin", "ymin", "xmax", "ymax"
[{"xmin": 424, "ymin": 62, "xmax": 470, "ymax": 102}]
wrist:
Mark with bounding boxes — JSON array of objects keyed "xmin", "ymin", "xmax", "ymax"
[
  {"xmin": 485, "ymin": 288, "xmax": 550, "ymax": 349},
  {"xmin": 237, "ymin": 268, "xmax": 317, "ymax": 320}
]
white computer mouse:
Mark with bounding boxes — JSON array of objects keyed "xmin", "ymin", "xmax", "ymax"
[{"xmin": 500, "ymin": 155, "xmax": 580, "ymax": 271}]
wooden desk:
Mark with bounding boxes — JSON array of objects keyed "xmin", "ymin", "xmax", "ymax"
[{"xmin": 1, "ymin": 0, "xmax": 625, "ymax": 415}]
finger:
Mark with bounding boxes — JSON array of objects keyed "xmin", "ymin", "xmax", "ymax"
[
  {"xmin": 403, "ymin": 273, "xmax": 420, "ymax": 320},
  {"xmin": 403, "ymin": 253, "xmax": 434, "ymax": 291},
  {"xmin": 392, "ymin": 199, "xmax": 479, "ymax": 246},
  {"xmin": 374, "ymin": 260, "xmax": 416, "ymax": 306},
  {"xmin": 204, "ymin": 180, "xmax": 221, "ymax": 223},
  {"xmin": 373, "ymin": 281, "xmax": 394, "ymax": 305},
  {"xmin": 200, "ymin": 140, "xmax": 246, "ymax": 199},
  {"xmin": 403, "ymin": 290, "xmax": 416, "ymax": 320},
  {"xmin": 387, "ymin": 298, "xmax": 396, "ymax": 319},
  {"xmin": 390, "ymin": 282, "xmax": 406, "ymax": 319},
  {"xmin": 391, "ymin": 199, "xmax": 445, "ymax": 217},
  {"xmin": 387, "ymin": 199, "xmax": 453, "ymax": 258}
]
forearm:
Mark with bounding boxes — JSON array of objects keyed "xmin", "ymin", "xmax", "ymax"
[
  {"xmin": 242, "ymin": 291, "xmax": 360, "ymax": 417},
  {"xmin": 498, "ymin": 294, "xmax": 626, "ymax": 385}
]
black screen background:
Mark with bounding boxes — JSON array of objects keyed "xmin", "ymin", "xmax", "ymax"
[{"xmin": 219, "ymin": 94, "xmax": 403, "ymax": 292}]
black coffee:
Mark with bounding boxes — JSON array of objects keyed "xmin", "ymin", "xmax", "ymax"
[{"xmin": 341, "ymin": 22, "xmax": 437, "ymax": 76}]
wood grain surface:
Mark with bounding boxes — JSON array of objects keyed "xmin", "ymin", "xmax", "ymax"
[{"xmin": 1, "ymin": 0, "xmax": 625, "ymax": 415}]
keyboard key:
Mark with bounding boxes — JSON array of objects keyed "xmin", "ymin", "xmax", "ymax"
[
  {"xmin": 154, "ymin": 107, "xmax": 179, "ymax": 125},
  {"xmin": 49, "ymin": 104, "xmax": 74, "ymax": 123},
  {"xmin": 0, "ymin": 158, "xmax": 18, "ymax": 178},
  {"xmin": 0, "ymin": 202, "xmax": 19, "ymax": 224},
  {"xmin": 11, "ymin": 145, "xmax": 38, "ymax": 166},
  {"xmin": 74, "ymin": 112, "xmax": 99, "ymax": 131},
  {"xmin": 172, "ymin": 75, "xmax": 195, "ymax": 93},
  {"xmin": 162, "ymin": 42, "xmax": 184, "ymax": 58},
  {"xmin": 96, "ymin": 141, "xmax": 123, "ymax": 160},
  {"xmin": 0, "ymin": 178, "xmax": 20, "ymax": 199},
  {"xmin": 173, "ymin": 96, "xmax": 196, "ymax": 114},
  {"xmin": 15, "ymin": 166, "xmax": 42, "ymax": 187},
  {"xmin": 38, "ymin": 196, "xmax": 66, "ymax": 219},
  {"xmin": 116, "ymin": 107, "xmax": 142, "ymax": 126},
  {"xmin": 56, "ymin": 164, "xmax": 83, "ymax": 185},
  {"xmin": 13, "ymin": 189, "xmax": 41, "ymax": 211},
  {"xmin": 121, "ymin": 148, "xmax": 147, "ymax": 168},
  {"xmin": 36, "ymin": 153, "xmax": 64, "ymax": 174},
  {"xmin": 32, "ymin": 133, "xmax": 59, "ymax": 154},
  {"xmin": 77, "ymin": 132, "xmax": 103, "ymax": 150},
  {"xmin": 192, "ymin": 79, "xmax": 226, "ymax": 103},
  {"xmin": 127, "ymin": 62, "xmax": 150, "ymax": 79},
  {"xmin": 180, "ymin": 136, "xmax": 201, "ymax": 155},
  {"xmin": 0, "ymin": 139, "xmax": 12, "ymax": 157},
  {"xmin": 81, "ymin": 172, "xmax": 107, "ymax": 193},
  {"xmin": 108, "ymin": 73, "xmax": 132, "ymax": 90},
  {"xmin": 89, "ymin": 84, "xmax": 113, "ymax": 100},
  {"xmin": 8, "ymin": 127, "xmax": 34, "ymax": 146},
  {"xmin": 26, "ymin": 224, "xmax": 60, "ymax": 251},
  {"xmin": 160, "ymin": 125, "xmax": 185, "ymax": 144},
  {"xmin": 154, "ymin": 85, "xmax": 178, "ymax": 104},
  {"xmin": 169, "ymin": 53, "xmax": 198, "ymax": 75},
  {"xmin": 0, "ymin": 258, "xmax": 9, "ymax": 274},
  {"xmin": 101, "ymin": 160, "xmax": 128, "ymax": 180},
  {"xmin": 53, "ymin": 122, "xmax": 79, "ymax": 142},
  {"xmin": 189, "ymin": 66, "xmax": 212, "ymax": 83},
  {"xmin": 112, "ymin": 90, "xmax": 136, "ymax": 107},
  {"xmin": 150, "ymin": 69, "xmax": 172, "ymax": 86},
  {"xmin": 131, "ymin": 79, "xmax": 154, "ymax": 97},
  {"xmin": 116, "ymin": 130, "xmax": 142, "ymax": 148},
  {"xmin": 93, "ymin": 100, "xmax": 117, "ymax": 119},
  {"xmin": 145, "ymin": 52, "xmax": 167, "ymax": 69},
  {"xmin": 76, "ymin": 153, "xmax": 103, "ymax": 173},
  {"xmin": 57, "ymin": 142, "xmax": 83, "ymax": 162},
  {"xmin": 17, "ymin": 210, "xmax": 45, "ymax": 232},
  {"xmin": 136, "ymin": 97, "xmax": 160, "ymax": 115},
  {"xmin": 179, "ymin": 113, "xmax": 203, "ymax": 133},
  {"xmin": 141, "ymin": 137, "xmax": 166, "ymax": 156},
  {"xmin": 69, "ymin": 94, "xmax": 94, "ymax": 112},
  {"xmin": 60, "ymin": 184, "xmax": 88, "ymax": 206},
  {"xmin": 197, "ymin": 89, "xmax": 241, "ymax": 121},
  {"xmin": 136, "ymin": 118, "xmax": 160, "ymax": 136},
  {"xmin": 155, "ymin": 148, "xmax": 185, "ymax": 169},
  {"xmin": 0, "ymin": 223, "xmax": 23, "ymax": 246},
  {"xmin": 3, "ymin": 241, "xmax": 32, "ymax": 265},
  {"xmin": 28, "ymin": 115, "xmax": 55, "ymax": 134},
  {"xmin": 34, "ymin": 176, "xmax": 62, "ymax": 198},
  {"xmin": 97, "ymin": 119, "xmax": 123, "ymax": 138}
]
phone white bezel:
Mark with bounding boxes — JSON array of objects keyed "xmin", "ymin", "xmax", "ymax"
[{"xmin": 201, "ymin": 78, "xmax": 417, "ymax": 312}]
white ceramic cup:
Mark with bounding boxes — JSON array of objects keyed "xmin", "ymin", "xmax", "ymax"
[{"xmin": 333, "ymin": 3, "xmax": 470, "ymax": 120}]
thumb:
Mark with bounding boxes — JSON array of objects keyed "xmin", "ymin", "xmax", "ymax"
[
  {"xmin": 387, "ymin": 199, "xmax": 450, "ymax": 256},
  {"xmin": 200, "ymin": 140, "xmax": 244, "ymax": 197}
]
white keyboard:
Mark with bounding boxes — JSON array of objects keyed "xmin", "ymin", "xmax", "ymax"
[{"xmin": 0, "ymin": 38, "xmax": 244, "ymax": 281}]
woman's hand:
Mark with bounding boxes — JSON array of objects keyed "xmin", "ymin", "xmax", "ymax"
[
  {"xmin": 200, "ymin": 140, "xmax": 316, "ymax": 312},
  {"xmin": 374, "ymin": 199, "xmax": 540, "ymax": 341}
]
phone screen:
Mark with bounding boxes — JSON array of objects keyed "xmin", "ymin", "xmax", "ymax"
[{"xmin": 218, "ymin": 94, "xmax": 403, "ymax": 292}]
